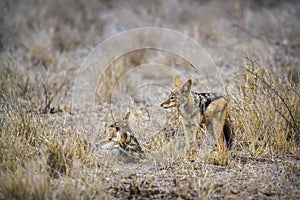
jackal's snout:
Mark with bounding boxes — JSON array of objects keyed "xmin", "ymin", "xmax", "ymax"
[
  {"xmin": 160, "ymin": 98, "xmax": 170, "ymax": 109},
  {"xmin": 160, "ymin": 97, "xmax": 176, "ymax": 109}
]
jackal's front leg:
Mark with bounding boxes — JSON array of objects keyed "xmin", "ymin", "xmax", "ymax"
[
  {"xmin": 192, "ymin": 124, "xmax": 200, "ymax": 160},
  {"xmin": 183, "ymin": 123, "xmax": 191, "ymax": 159}
]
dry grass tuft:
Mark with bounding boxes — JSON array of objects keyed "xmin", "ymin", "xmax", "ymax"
[
  {"xmin": 0, "ymin": 169, "xmax": 50, "ymax": 200},
  {"xmin": 46, "ymin": 127, "xmax": 93, "ymax": 178},
  {"xmin": 0, "ymin": 96, "xmax": 97, "ymax": 198},
  {"xmin": 229, "ymin": 58, "xmax": 299, "ymax": 158},
  {"xmin": 0, "ymin": 97, "xmax": 45, "ymax": 171}
]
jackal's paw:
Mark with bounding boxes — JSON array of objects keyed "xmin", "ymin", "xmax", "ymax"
[
  {"xmin": 185, "ymin": 149, "xmax": 190, "ymax": 158},
  {"xmin": 184, "ymin": 150, "xmax": 196, "ymax": 162}
]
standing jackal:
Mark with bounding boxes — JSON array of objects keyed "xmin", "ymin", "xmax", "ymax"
[{"xmin": 160, "ymin": 76, "xmax": 233, "ymax": 159}]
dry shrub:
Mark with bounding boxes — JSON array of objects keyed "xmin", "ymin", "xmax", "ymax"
[
  {"xmin": 229, "ymin": 58, "xmax": 299, "ymax": 157},
  {"xmin": 0, "ymin": 53, "xmax": 71, "ymax": 114}
]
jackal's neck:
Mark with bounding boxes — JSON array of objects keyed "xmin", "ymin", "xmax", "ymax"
[{"xmin": 178, "ymin": 93, "xmax": 196, "ymax": 118}]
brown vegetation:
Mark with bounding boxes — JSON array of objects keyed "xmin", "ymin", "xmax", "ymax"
[{"xmin": 0, "ymin": 0, "xmax": 299, "ymax": 199}]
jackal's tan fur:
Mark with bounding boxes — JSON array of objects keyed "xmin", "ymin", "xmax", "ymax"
[
  {"xmin": 110, "ymin": 112, "xmax": 143, "ymax": 154},
  {"xmin": 161, "ymin": 76, "xmax": 233, "ymax": 159}
]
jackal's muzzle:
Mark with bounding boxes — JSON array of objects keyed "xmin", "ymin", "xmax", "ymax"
[{"xmin": 160, "ymin": 95, "xmax": 177, "ymax": 109}]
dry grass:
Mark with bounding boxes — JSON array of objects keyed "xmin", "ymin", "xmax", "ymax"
[
  {"xmin": 229, "ymin": 59, "xmax": 299, "ymax": 158},
  {"xmin": 0, "ymin": 0, "xmax": 299, "ymax": 199}
]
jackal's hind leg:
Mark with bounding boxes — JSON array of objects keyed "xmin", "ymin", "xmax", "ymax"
[
  {"xmin": 211, "ymin": 114, "xmax": 226, "ymax": 152},
  {"xmin": 205, "ymin": 100, "xmax": 227, "ymax": 153}
]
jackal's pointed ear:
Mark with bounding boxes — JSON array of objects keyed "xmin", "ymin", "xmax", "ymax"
[
  {"xmin": 173, "ymin": 75, "xmax": 183, "ymax": 88},
  {"xmin": 123, "ymin": 112, "xmax": 130, "ymax": 120},
  {"xmin": 180, "ymin": 79, "xmax": 192, "ymax": 93}
]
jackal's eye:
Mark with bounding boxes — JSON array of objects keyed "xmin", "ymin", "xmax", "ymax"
[{"xmin": 170, "ymin": 95, "xmax": 175, "ymax": 100}]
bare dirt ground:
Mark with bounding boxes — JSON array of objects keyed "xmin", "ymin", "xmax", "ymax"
[{"xmin": 0, "ymin": 0, "xmax": 299, "ymax": 199}]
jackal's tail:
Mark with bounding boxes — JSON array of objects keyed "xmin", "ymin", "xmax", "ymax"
[{"xmin": 223, "ymin": 115, "xmax": 234, "ymax": 149}]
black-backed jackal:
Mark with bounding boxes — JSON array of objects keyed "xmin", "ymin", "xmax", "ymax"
[
  {"xmin": 160, "ymin": 76, "xmax": 233, "ymax": 160},
  {"xmin": 109, "ymin": 112, "xmax": 143, "ymax": 154}
]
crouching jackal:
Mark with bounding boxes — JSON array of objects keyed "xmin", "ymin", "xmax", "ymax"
[
  {"xmin": 110, "ymin": 112, "xmax": 143, "ymax": 154},
  {"xmin": 160, "ymin": 76, "xmax": 233, "ymax": 160}
]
